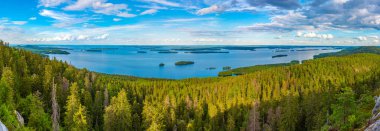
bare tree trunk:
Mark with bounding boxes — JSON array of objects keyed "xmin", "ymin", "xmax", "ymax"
[
  {"xmin": 104, "ymin": 88, "xmax": 109, "ymax": 107},
  {"xmin": 51, "ymin": 78, "xmax": 60, "ymax": 131},
  {"xmin": 248, "ymin": 101, "xmax": 261, "ymax": 131}
]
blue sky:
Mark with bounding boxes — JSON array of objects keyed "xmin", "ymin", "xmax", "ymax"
[{"xmin": 0, "ymin": 0, "xmax": 380, "ymax": 45}]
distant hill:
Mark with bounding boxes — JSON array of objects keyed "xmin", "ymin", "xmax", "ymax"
[
  {"xmin": 218, "ymin": 60, "xmax": 300, "ymax": 77},
  {"xmin": 314, "ymin": 46, "xmax": 380, "ymax": 58}
]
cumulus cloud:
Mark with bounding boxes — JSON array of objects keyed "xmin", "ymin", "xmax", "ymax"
[
  {"xmin": 355, "ymin": 35, "xmax": 379, "ymax": 42},
  {"xmin": 29, "ymin": 33, "xmax": 109, "ymax": 42},
  {"xmin": 239, "ymin": 11, "xmax": 314, "ymax": 32},
  {"xmin": 296, "ymin": 32, "xmax": 334, "ymax": 39},
  {"xmin": 239, "ymin": 0, "xmax": 380, "ymax": 32},
  {"xmin": 140, "ymin": 9, "xmax": 158, "ymax": 15},
  {"xmin": 39, "ymin": 0, "xmax": 68, "ymax": 7},
  {"xmin": 64, "ymin": 0, "xmax": 136, "ymax": 18},
  {"xmin": 195, "ymin": 0, "xmax": 300, "ymax": 15}
]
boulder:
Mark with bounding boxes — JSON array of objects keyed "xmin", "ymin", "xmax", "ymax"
[{"xmin": 0, "ymin": 120, "xmax": 8, "ymax": 131}]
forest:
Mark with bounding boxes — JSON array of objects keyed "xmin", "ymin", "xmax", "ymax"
[{"xmin": 1, "ymin": 40, "xmax": 380, "ymax": 131}]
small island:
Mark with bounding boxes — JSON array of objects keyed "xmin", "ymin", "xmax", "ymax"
[
  {"xmin": 223, "ymin": 66, "xmax": 231, "ymax": 70},
  {"xmin": 137, "ymin": 51, "xmax": 147, "ymax": 53},
  {"xmin": 206, "ymin": 67, "xmax": 216, "ymax": 70},
  {"xmin": 159, "ymin": 63, "xmax": 165, "ymax": 67},
  {"xmin": 272, "ymin": 54, "xmax": 288, "ymax": 58},
  {"xmin": 16, "ymin": 45, "xmax": 70, "ymax": 55},
  {"xmin": 175, "ymin": 61, "xmax": 194, "ymax": 66},
  {"xmin": 185, "ymin": 51, "xmax": 229, "ymax": 54},
  {"xmin": 158, "ymin": 51, "xmax": 178, "ymax": 53},
  {"xmin": 86, "ymin": 49, "xmax": 102, "ymax": 52}
]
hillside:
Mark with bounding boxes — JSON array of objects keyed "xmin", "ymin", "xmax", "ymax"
[
  {"xmin": 218, "ymin": 60, "xmax": 300, "ymax": 77},
  {"xmin": 0, "ymin": 42, "xmax": 380, "ymax": 130},
  {"xmin": 314, "ymin": 46, "xmax": 380, "ymax": 58}
]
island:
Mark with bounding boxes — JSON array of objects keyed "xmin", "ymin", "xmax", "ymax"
[
  {"xmin": 272, "ymin": 54, "xmax": 288, "ymax": 58},
  {"xmin": 137, "ymin": 51, "xmax": 147, "ymax": 53},
  {"xmin": 85, "ymin": 49, "xmax": 102, "ymax": 52},
  {"xmin": 158, "ymin": 51, "xmax": 178, "ymax": 53},
  {"xmin": 16, "ymin": 45, "xmax": 70, "ymax": 56},
  {"xmin": 206, "ymin": 67, "xmax": 216, "ymax": 70},
  {"xmin": 159, "ymin": 63, "xmax": 165, "ymax": 67},
  {"xmin": 185, "ymin": 51, "xmax": 229, "ymax": 54},
  {"xmin": 222, "ymin": 66, "xmax": 232, "ymax": 70},
  {"xmin": 175, "ymin": 61, "xmax": 194, "ymax": 66}
]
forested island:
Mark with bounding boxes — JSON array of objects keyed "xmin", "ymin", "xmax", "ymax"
[
  {"xmin": 218, "ymin": 60, "xmax": 300, "ymax": 76},
  {"xmin": 16, "ymin": 45, "xmax": 70, "ymax": 56},
  {"xmin": 1, "ymin": 41, "xmax": 380, "ymax": 131},
  {"xmin": 175, "ymin": 61, "xmax": 195, "ymax": 66}
]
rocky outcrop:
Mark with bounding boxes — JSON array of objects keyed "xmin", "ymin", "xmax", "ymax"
[
  {"xmin": 365, "ymin": 96, "xmax": 380, "ymax": 131},
  {"xmin": 14, "ymin": 111, "xmax": 24, "ymax": 126},
  {"xmin": 0, "ymin": 120, "xmax": 8, "ymax": 131}
]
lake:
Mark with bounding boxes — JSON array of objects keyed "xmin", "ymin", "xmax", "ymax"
[{"xmin": 44, "ymin": 45, "xmax": 342, "ymax": 79}]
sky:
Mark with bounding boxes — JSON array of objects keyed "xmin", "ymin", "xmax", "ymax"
[{"xmin": 0, "ymin": 0, "xmax": 380, "ymax": 45}]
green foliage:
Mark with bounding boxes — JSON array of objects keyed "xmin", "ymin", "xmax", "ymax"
[
  {"xmin": 0, "ymin": 42, "xmax": 380, "ymax": 130},
  {"xmin": 64, "ymin": 83, "xmax": 89, "ymax": 130},
  {"xmin": 314, "ymin": 46, "xmax": 380, "ymax": 58},
  {"xmin": 218, "ymin": 60, "xmax": 299, "ymax": 76},
  {"xmin": 104, "ymin": 89, "xmax": 132, "ymax": 131},
  {"xmin": 20, "ymin": 93, "xmax": 51, "ymax": 130}
]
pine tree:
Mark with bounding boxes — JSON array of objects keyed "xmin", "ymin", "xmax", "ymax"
[
  {"xmin": 64, "ymin": 82, "xmax": 89, "ymax": 130},
  {"xmin": 104, "ymin": 89, "xmax": 132, "ymax": 131}
]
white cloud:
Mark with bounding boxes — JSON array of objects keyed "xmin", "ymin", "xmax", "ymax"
[
  {"xmin": 76, "ymin": 35, "xmax": 90, "ymax": 40},
  {"xmin": 94, "ymin": 34, "xmax": 109, "ymax": 40},
  {"xmin": 39, "ymin": 0, "xmax": 68, "ymax": 7},
  {"xmin": 40, "ymin": 9, "xmax": 74, "ymax": 21},
  {"xmin": 27, "ymin": 24, "xmax": 145, "ymax": 43},
  {"xmin": 39, "ymin": 9, "xmax": 89, "ymax": 27},
  {"xmin": 29, "ymin": 17, "xmax": 37, "ymax": 21},
  {"xmin": 12, "ymin": 21, "xmax": 27, "ymax": 25},
  {"xmin": 239, "ymin": 11, "xmax": 314, "ymax": 32},
  {"xmin": 113, "ymin": 18, "xmax": 121, "ymax": 22},
  {"xmin": 64, "ymin": 0, "xmax": 136, "ymax": 18},
  {"xmin": 192, "ymin": 38, "xmax": 222, "ymax": 42},
  {"xmin": 140, "ymin": 9, "xmax": 158, "ymax": 15},
  {"xmin": 116, "ymin": 12, "xmax": 136, "ymax": 18},
  {"xmin": 196, "ymin": 5, "xmax": 221, "ymax": 15},
  {"xmin": 164, "ymin": 18, "xmax": 216, "ymax": 23},
  {"xmin": 63, "ymin": 0, "xmax": 94, "ymax": 10},
  {"xmin": 29, "ymin": 33, "xmax": 109, "ymax": 42},
  {"xmin": 355, "ymin": 36, "xmax": 367, "ymax": 41},
  {"xmin": 296, "ymin": 32, "xmax": 334, "ymax": 39},
  {"xmin": 141, "ymin": 0, "xmax": 180, "ymax": 7}
]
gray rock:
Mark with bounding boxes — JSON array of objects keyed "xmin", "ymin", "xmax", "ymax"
[
  {"xmin": 14, "ymin": 111, "xmax": 24, "ymax": 126},
  {"xmin": 365, "ymin": 96, "xmax": 380, "ymax": 131},
  {"xmin": 0, "ymin": 120, "xmax": 8, "ymax": 131}
]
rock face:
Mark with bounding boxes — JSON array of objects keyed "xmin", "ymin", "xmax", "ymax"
[
  {"xmin": 0, "ymin": 120, "xmax": 8, "ymax": 131},
  {"xmin": 14, "ymin": 111, "xmax": 24, "ymax": 126},
  {"xmin": 365, "ymin": 96, "xmax": 380, "ymax": 131}
]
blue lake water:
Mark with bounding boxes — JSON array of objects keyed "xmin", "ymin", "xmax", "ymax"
[{"xmin": 45, "ymin": 45, "xmax": 341, "ymax": 79}]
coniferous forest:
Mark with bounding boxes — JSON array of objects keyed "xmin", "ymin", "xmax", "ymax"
[{"xmin": 1, "ymin": 40, "xmax": 380, "ymax": 131}]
